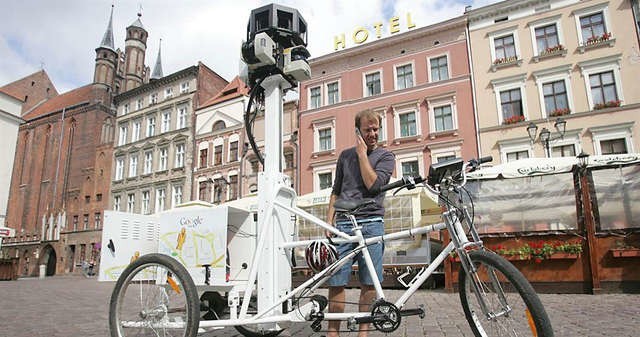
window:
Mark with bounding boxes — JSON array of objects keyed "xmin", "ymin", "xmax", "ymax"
[
  {"xmin": 543, "ymin": 80, "xmax": 569, "ymax": 114},
  {"xmin": 578, "ymin": 55, "xmax": 624, "ymax": 110},
  {"xmin": 591, "ymin": 123, "xmax": 633, "ymax": 155},
  {"xmin": 199, "ymin": 149, "xmax": 208, "ymax": 168},
  {"xmin": 118, "ymin": 125, "xmax": 127, "ymax": 145},
  {"xmin": 198, "ymin": 181, "xmax": 208, "ymax": 201},
  {"xmin": 214, "ymin": 145, "xmax": 223, "ymax": 165},
  {"xmin": 115, "ymin": 157, "xmax": 124, "ymax": 180},
  {"xmin": 83, "ymin": 214, "xmax": 89, "ymax": 230},
  {"xmin": 164, "ymin": 87, "xmax": 173, "ymax": 99},
  {"xmin": 535, "ymin": 24, "xmax": 559, "ymax": 53},
  {"xmin": 150, "ymin": 93, "xmax": 158, "ymax": 104},
  {"xmin": 161, "ymin": 110, "xmax": 171, "ymax": 133},
  {"xmin": 127, "ymin": 194, "xmax": 135, "ymax": 213},
  {"xmin": 172, "ymin": 185, "xmax": 183, "ymax": 207},
  {"xmin": 175, "ymin": 144, "xmax": 185, "ymax": 168},
  {"xmin": 580, "ymin": 12, "xmax": 606, "ymax": 43},
  {"xmin": 136, "ymin": 98, "xmax": 143, "ymax": 110},
  {"xmin": 229, "ymin": 176, "xmax": 238, "ymax": 201},
  {"xmin": 551, "ymin": 144, "xmax": 576, "ymax": 157},
  {"xmin": 229, "ymin": 141, "xmax": 239, "ymax": 162},
  {"xmin": 318, "ymin": 128, "xmax": 332, "ymax": 151},
  {"xmin": 327, "ymin": 82, "xmax": 339, "ymax": 105},
  {"xmin": 212, "ymin": 120, "xmax": 226, "ymax": 132},
  {"xmin": 494, "ymin": 34, "xmax": 517, "ymax": 61},
  {"xmin": 500, "ymin": 88, "xmax": 523, "ymax": 121},
  {"xmin": 399, "ymin": 112, "xmax": 417, "ymax": 137},
  {"xmin": 146, "ymin": 116, "xmax": 155, "ymax": 137},
  {"xmin": 132, "ymin": 120, "xmax": 141, "ymax": 142},
  {"xmin": 73, "ymin": 215, "xmax": 79, "ymax": 230},
  {"xmin": 96, "ymin": 194, "xmax": 102, "ymax": 202},
  {"xmin": 128, "ymin": 155, "xmax": 138, "ymax": 178},
  {"xmin": 433, "ymin": 105, "xmax": 453, "ymax": 132},
  {"xmin": 401, "ymin": 160, "xmax": 419, "ymax": 177},
  {"xmin": 142, "ymin": 191, "xmax": 150, "ymax": 214},
  {"xmin": 213, "ymin": 179, "xmax": 224, "ymax": 203},
  {"xmin": 159, "ymin": 147, "xmax": 168, "ymax": 171},
  {"xmin": 250, "ymin": 159, "xmax": 260, "ymax": 174},
  {"xmin": 94, "ymin": 212, "xmax": 101, "ymax": 229},
  {"xmin": 144, "ymin": 151, "xmax": 153, "ymax": 174},
  {"xmin": 600, "ymin": 139, "xmax": 627, "ymax": 154},
  {"xmin": 365, "ymin": 71, "xmax": 381, "ymax": 96},
  {"xmin": 180, "ymin": 81, "xmax": 189, "ymax": 94},
  {"xmin": 155, "ymin": 188, "xmax": 166, "ymax": 213},
  {"xmin": 123, "ymin": 103, "xmax": 130, "ymax": 115},
  {"xmin": 506, "ymin": 150, "xmax": 529, "ymax": 162},
  {"xmin": 285, "ymin": 153, "xmax": 294, "ymax": 169},
  {"xmin": 310, "ymin": 86, "xmax": 321, "ymax": 109},
  {"xmin": 590, "ymin": 71, "xmax": 618, "ymax": 106},
  {"xmin": 177, "ymin": 107, "xmax": 187, "ymax": 129},
  {"xmin": 318, "ymin": 172, "xmax": 333, "ymax": 190},
  {"xmin": 113, "ymin": 196, "xmax": 121, "ymax": 211},
  {"xmin": 430, "ymin": 56, "xmax": 449, "ymax": 82},
  {"xmin": 395, "ymin": 64, "xmax": 413, "ymax": 90}
]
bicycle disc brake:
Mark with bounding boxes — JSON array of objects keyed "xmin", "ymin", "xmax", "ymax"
[{"xmin": 371, "ymin": 300, "xmax": 401, "ymax": 333}]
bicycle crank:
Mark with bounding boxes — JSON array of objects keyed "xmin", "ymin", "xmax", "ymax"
[{"xmin": 349, "ymin": 301, "xmax": 426, "ymax": 333}]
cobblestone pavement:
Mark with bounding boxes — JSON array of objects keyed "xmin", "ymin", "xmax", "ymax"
[{"xmin": 0, "ymin": 275, "xmax": 638, "ymax": 336}]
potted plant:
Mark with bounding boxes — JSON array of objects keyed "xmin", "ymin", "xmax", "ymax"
[{"xmin": 503, "ymin": 115, "xmax": 525, "ymax": 125}]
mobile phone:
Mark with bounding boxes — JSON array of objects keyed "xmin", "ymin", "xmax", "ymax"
[{"xmin": 355, "ymin": 127, "xmax": 362, "ymax": 138}]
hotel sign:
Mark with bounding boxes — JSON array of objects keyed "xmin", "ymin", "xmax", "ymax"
[{"xmin": 334, "ymin": 13, "xmax": 416, "ymax": 50}]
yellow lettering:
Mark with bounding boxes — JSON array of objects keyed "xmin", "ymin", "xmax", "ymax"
[
  {"xmin": 373, "ymin": 22, "xmax": 383, "ymax": 38},
  {"xmin": 407, "ymin": 13, "xmax": 416, "ymax": 29},
  {"xmin": 353, "ymin": 27, "xmax": 369, "ymax": 44},
  {"xmin": 389, "ymin": 16, "xmax": 400, "ymax": 34},
  {"xmin": 334, "ymin": 33, "xmax": 346, "ymax": 50}
]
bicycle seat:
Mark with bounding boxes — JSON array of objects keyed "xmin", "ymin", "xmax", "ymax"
[{"xmin": 334, "ymin": 198, "xmax": 376, "ymax": 214}]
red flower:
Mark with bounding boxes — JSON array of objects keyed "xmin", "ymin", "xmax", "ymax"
[{"xmin": 534, "ymin": 257, "xmax": 542, "ymax": 264}]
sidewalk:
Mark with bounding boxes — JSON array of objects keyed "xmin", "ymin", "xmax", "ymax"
[{"xmin": 0, "ymin": 276, "xmax": 638, "ymax": 336}]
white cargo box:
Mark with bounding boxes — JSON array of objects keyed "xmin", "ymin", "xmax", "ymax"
[{"xmin": 99, "ymin": 204, "xmax": 256, "ymax": 288}]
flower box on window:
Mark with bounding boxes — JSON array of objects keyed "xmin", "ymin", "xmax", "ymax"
[
  {"xmin": 533, "ymin": 45, "xmax": 567, "ymax": 62},
  {"xmin": 594, "ymin": 100, "xmax": 621, "ymax": 110},
  {"xmin": 491, "ymin": 56, "xmax": 522, "ymax": 72},
  {"xmin": 579, "ymin": 32, "xmax": 615, "ymax": 53},
  {"xmin": 502, "ymin": 115, "xmax": 525, "ymax": 125},
  {"xmin": 549, "ymin": 108, "xmax": 570, "ymax": 117},
  {"xmin": 610, "ymin": 248, "xmax": 640, "ymax": 258}
]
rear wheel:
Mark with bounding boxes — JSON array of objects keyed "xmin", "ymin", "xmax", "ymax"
[
  {"xmin": 109, "ymin": 253, "xmax": 199, "ymax": 337},
  {"xmin": 458, "ymin": 250, "xmax": 554, "ymax": 337}
]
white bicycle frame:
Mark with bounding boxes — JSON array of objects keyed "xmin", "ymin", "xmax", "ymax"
[{"xmin": 195, "ymin": 74, "xmax": 480, "ymax": 332}]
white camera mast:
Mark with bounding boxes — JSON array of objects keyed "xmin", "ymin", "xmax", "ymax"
[{"xmin": 238, "ymin": 4, "xmax": 310, "ymax": 329}]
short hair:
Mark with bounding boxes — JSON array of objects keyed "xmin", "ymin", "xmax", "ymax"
[{"xmin": 355, "ymin": 110, "xmax": 381, "ymax": 128}]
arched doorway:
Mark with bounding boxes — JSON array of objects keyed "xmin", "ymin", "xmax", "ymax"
[{"xmin": 41, "ymin": 245, "xmax": 57, "ymax": 276}]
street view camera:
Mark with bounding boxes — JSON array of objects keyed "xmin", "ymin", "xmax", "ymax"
[{"xmin": 240, "ymin": 3, "xmax": 311, "ymax": 88}]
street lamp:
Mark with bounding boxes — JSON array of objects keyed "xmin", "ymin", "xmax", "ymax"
[
  {"xmin": 577, "ymin": 151, "xmax": 590, "ymax": 168},
  {"xmin": 526, "ymin": 118, "xmax": 567, "ymax": 157},
  {"xmin": 206, "ymin": 177, "xmax": 230, "ymax": 204}
]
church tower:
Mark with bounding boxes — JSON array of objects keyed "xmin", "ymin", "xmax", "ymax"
[
  {"xmin": 93, "ymin": 5, "xmax": 118, "ymax": 92},
  {"xmin": 123, "ymin": 12, "xmax": 148, "ymax": 91}
]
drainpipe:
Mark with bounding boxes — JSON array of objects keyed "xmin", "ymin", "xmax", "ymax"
[{"xmin": 465, "ymin": 22, "xmax": 482, "ymax": 157}]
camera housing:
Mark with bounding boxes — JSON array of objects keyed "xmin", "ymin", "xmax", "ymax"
[{"xmin": 241, "ymin": 3, "xmax": 310, "ymax": 87}]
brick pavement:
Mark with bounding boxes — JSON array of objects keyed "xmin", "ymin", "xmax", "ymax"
[{"xmin": 0, "ymin": 275, "xmax": 638, "ymax": 337}]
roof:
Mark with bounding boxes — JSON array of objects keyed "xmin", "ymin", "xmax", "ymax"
[
  {"xmin": 151, "ymin": 39, "xmax": 163, "ymax": 79},
  {"xmin": 128, "ymin": 14, "xmax": 145, "ymax": 30},
  {"xmin": 0, "ymin": 70, "xmax": 58, "ymax": 105},
  {"xmin": 99, "ymin": 5, "xmax": 115, "ymax": 51},
  {"xmin": 21, "ymin": 84, "xmax": 94, "ymax": 121},
  {"xmin": 199, "ymin": 76, "xmax": 249, "ymax": 109}
]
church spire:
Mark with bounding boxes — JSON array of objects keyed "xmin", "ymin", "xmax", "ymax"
[
  {"xmin": 151, "ymin": 39, "xmax": 163, "ymax": 79},
  {"xmin": 99, "ymin": 4, "xmax": 115, "ymax": 51}
]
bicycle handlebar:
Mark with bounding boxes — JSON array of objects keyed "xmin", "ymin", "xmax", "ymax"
[{"xmin": 378, "ymin": 156, "xmax": 493, "ymax": 194}]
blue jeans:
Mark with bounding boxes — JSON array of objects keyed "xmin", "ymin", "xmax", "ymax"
[{"xmin": 327, "ymin": 219, "xmax": 385, "ymax": 287}]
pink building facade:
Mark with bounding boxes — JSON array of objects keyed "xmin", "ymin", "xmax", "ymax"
[{"xmin": 298, "ymin": 17, "xmax": 477, "ymax": 194}]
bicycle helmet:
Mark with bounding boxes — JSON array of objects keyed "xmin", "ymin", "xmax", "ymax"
[{"xmin": 305, "ymin": 240, "xmax": 338, "ymax": 273}]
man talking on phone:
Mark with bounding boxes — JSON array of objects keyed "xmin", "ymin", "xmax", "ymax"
[{"xmin": 325, "ymin": 110, "xmax": 395, "ymax": 337}]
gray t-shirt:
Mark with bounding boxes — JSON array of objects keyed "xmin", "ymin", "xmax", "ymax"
[{"xmin": 332, "ymin": 147, "xmax": 395, "ymax": 221}]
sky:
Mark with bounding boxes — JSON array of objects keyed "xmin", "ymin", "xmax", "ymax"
[{"xmin": 0, "ymin": 0, "xmax": 500, "ymax": 94}]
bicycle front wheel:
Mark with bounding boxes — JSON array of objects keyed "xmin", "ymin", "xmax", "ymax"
[
  {"xmin": 458, "ymin": 250, "xmax": 553, "ymax": 337},
  {"xmin": 109, "ymin": 253, "xmax": 199, "ymax": 337}
]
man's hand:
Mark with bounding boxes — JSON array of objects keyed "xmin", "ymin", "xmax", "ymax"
[{"xmin": 355, "ymin": 131, "xmax": 367, "ymax": 159}]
